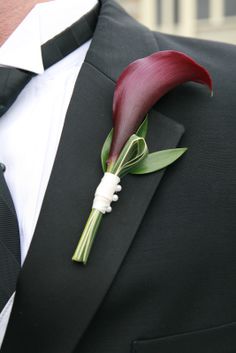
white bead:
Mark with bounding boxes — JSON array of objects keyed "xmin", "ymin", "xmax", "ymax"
[
  {"xmin": 112, "ymin": 194, "xmax": 119, "ymax": 202},
  {"xmin": 106, "ymin": 206, "xmax": 112, "ymax": 213},
  {"xmin": 116, "ymin": 185, "xmax": 122, "ymax": 192},
  {"xmin": 92, "ymin": 173, "xmax": 121, "ymax": 214}
]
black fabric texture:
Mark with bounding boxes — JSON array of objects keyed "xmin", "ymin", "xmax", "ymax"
[{"xmin": 1, "ymin": 0, "xmax": 236, "ymax": 352}]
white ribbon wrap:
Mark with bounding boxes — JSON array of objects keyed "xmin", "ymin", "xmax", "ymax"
[{"xmin": 92, "ymin": 172, "xmax": 121, "ymax": 214}]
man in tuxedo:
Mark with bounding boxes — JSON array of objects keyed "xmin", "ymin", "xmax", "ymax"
[{"xmin": 0, "ymin": 0, "xmax": 236, "ymax": 352}]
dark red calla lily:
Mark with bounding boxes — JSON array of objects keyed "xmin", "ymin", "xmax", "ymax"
[{"xmin": 108, "ymin": 50, "xmax": 213, "ymax": 164}]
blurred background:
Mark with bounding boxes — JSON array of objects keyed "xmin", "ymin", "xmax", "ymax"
[{"xmin": 117, "ymin": 0, "xmax": 236, "ymax": 45}]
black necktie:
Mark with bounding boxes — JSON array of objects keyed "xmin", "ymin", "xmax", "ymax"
[
  {"xmin": 0, "ymin": 163, "xmax": 21, "ymax": 312},
  {"xmin": 0, "ymin": 3, "xmax": 99, "ymax": 312},
  {"xmin": 0, "ymin": 3, "xmax": 99, "ymax": 118}
]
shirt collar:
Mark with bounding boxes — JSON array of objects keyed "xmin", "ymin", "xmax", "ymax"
[{"xmin": 0, "ymin": 0, "xmax": 98, "ymax": 74}]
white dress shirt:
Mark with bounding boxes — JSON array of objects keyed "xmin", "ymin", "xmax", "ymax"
[{"xmin": 0, "ymin": 0, "xmax": 98, "ymax": 346}]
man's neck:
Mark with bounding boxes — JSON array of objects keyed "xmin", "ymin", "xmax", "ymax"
[{"xmin": 0, "ymin": 0, "xmax": 50, "ymax": 46}]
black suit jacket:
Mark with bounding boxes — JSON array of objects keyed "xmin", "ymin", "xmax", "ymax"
[{"xmin": 2, "ymin": 0, "xmax": 236, "ymax": 352}]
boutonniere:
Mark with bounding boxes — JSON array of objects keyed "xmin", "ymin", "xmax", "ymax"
[{"xmin": 72, "ymin": 50, "xmax": 212, "ymax": 264}]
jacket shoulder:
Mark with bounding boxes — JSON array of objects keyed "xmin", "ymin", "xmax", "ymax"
[{"xmin": 152, "ymin": 31, "xmax": 236, "ymax": 71}]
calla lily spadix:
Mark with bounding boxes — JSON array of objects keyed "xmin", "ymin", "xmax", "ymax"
[
  {"xmin": 72, "ymin": 50, "xmax": 213, "ymax": 265},
  {"xmin": 108, "ymin": 50, "xmax": 212, "ymax": 165}
]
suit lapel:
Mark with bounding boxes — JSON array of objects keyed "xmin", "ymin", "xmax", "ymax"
[{"xmin": 2, "ymin": 1, "xmax": 185, "ymax": 352}]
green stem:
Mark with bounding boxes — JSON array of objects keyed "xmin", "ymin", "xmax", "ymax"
[
  {"xmin": 72, "ymin": 209, "xmax": 103, "ymax": 264},
  {"xmin": 106, "ymin": 161, "xmax": 115, "ymax": 173},
  {"xmin": 72, "ymin": 135, "xmax": 147, "ymax": 265}
]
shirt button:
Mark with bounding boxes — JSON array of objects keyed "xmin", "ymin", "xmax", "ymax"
[{"xmin": 0, "ymin": 163, "xmax": 6, "ymax": 172}]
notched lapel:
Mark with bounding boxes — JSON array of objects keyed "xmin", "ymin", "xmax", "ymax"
[
  {"xmin": 1, "ymin": 1, "xmax": 185, "ymax": 352},
  {"xmin": 2, "ymin": 61, "xmax": 184, "ymax": 353}
]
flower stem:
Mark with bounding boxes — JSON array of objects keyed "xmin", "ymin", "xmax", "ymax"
[
  {"xmin": 106, "ymin": 161, "xmax": 115, "ymax": 173},
  {"xmin": 72, "ymin": 209, "xmax": 103, "ymax": 264},
  {"xmin": 72, "ymin": 135, "xmax": 148, "ymax": 265}
]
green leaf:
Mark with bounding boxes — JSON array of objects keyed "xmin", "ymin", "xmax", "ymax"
[
  {"xmin": 109, "ymin": 134, "xmax": 149, "ymax": 177},
  {"xmin": 101, "ymin": 117, "xmax": 148, "ymax": 173},
  {"xmin": 101, "ymin": 129, "xmax": 113, "ymax": 172},
  {"xmin": 136, "ymin": 115, "xmax": 148, "ymax": 138},
  {"xmin": 130, "ymin": 148, "xmax": 187, "ymax": 174}
]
